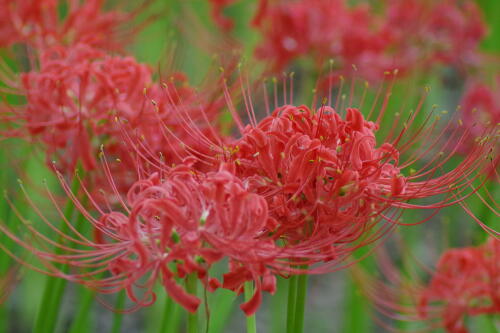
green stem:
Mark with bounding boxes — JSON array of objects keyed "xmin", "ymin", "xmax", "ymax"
[
  {"xmin": 0, "ymin": 307, "xmax": 7, "ymax": 333},
  {"xmin": 286, "ymin": 275, "xmax": 298, "ymax": 333},
  {"xmin": 271, "ymin": 277, "xmax": 287, "ymax": 333},
  {"xmin": 68, "ymin": 288, "xmax": 96, "ymax": 333},
  {"xmin": 342, "ymin": 274, "xmax": 371, "ymax": 333},
  {"xmin": 207, "ymin": 289, "xmax": 235, "ymax": 333},
  {"xmin": 487, "ymin": 314, "xmax": 499, "ymax": 332},
  {"xmin": 67, "ymin": 204, "xmax": 94, "ymax": 333},
  {"xmin": 33, "ymin": 174, "xmax": 80, "ymax": 333},
  {"xmin": 186, "ymin": 274, "xmax": 198, "ymax": 333},
  {"xmin": 244, "ymin": 281, "xmax": 257, "ymax": 333},
  {"xmin": 159, "ymin": 296, "xmax": 174, "ymax": 333},
  {"xmin": 0, "ymin": 184, "xmax": 15, "ymax": 333},
  {"xmin": 170, "ymin": 301, "xmax": 183, "ymax": 333},
  {"xmin": 293, "ymin": 272, "xmax": 309, "ymax": 333},
  {"xmin": 111, "ymin": 290, "xmax": 126, "ymax": 333}
]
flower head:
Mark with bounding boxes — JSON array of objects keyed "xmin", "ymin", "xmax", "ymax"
[
  {"xmin": 2, "ymin": 43, "xmax": 222, "ymax": 196},
  {"xmin": 385, "ymin": 0, "xmax": 486, "ymax": 67},
  {"xmin": 230, "ymin": 104, "xmax": 404, "ymax": 263},
  {"xmin": 355, "ymin": 237, "xmax": 500, "ymax": 333},
  {"xmin": 1, "ymin": 164, "xmax": 278, "ymax": 314},
  {"xmin": 419, "ymin": 238, "xmax": 499, "ymax": 333},
  {"xmin": 0, "ymin": 0, "xmax": 148, "ymax": 51},
  {"xmin": 253, "ymin": 0, "xmax": 486, "ymax": 80},
  {"xmin": 2, "ymin": 70, "xmax": 497, "ymax": 317},
  {"xmin": 207, "ymin": 72, "xmax": 498, "ymax": 272}
]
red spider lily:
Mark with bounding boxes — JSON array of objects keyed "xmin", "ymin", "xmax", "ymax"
[
  {"xmin": 229, "ymin": 104, "xmax": 405, "ymax": 266},
  {"xmin": 457, "ymin": 79, "xmax": 500, "ymax": 156},
  {"xmin": 1, "ymin": 71, "xmax": 497, "ymax": 317},
  {"xmin": 195, "ymin": 72, "xmax": 497, "ymax": 273},
  {"xmin": 1, "ymin": 43, "xmax": 223, "ymax": 195},
  {"xmin": 354, "ymin": 237, "xmax": 499, "ymax": 333},
  {"xmin": 0, "ymin": 164, "xmax": 278, "ymax": 315},
  {"xmin": 14, "ymin": 44, "xmax": 152, "ymax": 171},
  {"xmin": 384, "ymin": 0, "xmax": 486, "ymax": 69},
  {"xmin": 254, "ymin": 0, "xmax": 391, "ymax": 76},
  {"xmin": 0, "ymin": 0, "xmax": 151, "ymax": 51},
  {"xmin": 110, "ymin": 71, "xmax": 498, "ymax": 303},
  {"xmin": 253, "ymin": 0, "xmax": 486, "ymax": 80},
  {"xmin": 419, "ymin": 238, "xmax": 499, "ymax": 333}
]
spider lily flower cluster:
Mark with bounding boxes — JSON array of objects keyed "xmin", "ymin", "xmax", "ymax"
[
  {"xmin": 1, "ymin": 23, "xmax": 223, "ymax": 196},
  {"xmin": 419, "ymin": 238, "xmax": 500, "ymax": 333},
  {"xmin": 0, "ymin": 0, "xmax": 498, "ymax": 329},
  {"xmin": 209, "ymin": 0, "xmax": 486, "ymax": 80},
  {"xmin": 355, "ymin": 237, "xmax": 499, "ymax": 333},
  {"xmin": 2, "ymin": 67, "xmax": 497, "ymax": 316}
]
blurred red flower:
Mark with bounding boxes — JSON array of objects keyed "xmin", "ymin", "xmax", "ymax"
[
  {"xmin": 0, "ymin": 164, "xmax": 279, "ymax": 314},
  {"xmin": 253, "ymin": 0, "xmax": 486, "ymax": 80},
  {"xmin": 1, "ymin": 43, "xmax": 223, "ymax": 197},
  {"xmin": 356, "ymin": 237, "xmax": 499, "ymax": 333},
  {"xmin": 2, "ymin": 73, "xmax": 497, "ymax": 316},
  {"xmin": 419, "ymin": 238, "xmax": 499, "ymax": 333},
  {"xmin": 0, "ymin": 0, "xmax": 147, "ymax": 51},
  {"xmin": 458, "ymin": 79, "xmax": 500, "ymax": 157}
]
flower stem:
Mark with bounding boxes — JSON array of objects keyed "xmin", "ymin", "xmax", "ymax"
[
  {"xmin": 33, "ymin": 174, "xmax": 80, "ymax": 333},
  {"xmin": 68, "ymin": 288, "xmax": 96, "ymax": 333},
  {"xmin": 286, "ymin": 275, "xmax": 298, "ymax": 333},
  {"xmin": 487, "ymin": 314, "xmax": 499, "ymax": 332},
  {"xmin": 159, "ymin": 296, "xmax": 174, "ymax": 333},
  {"xmin": 68, "ymin": 208, "xmax": 94, "ymax": 333},
  {"xmin": 244, "ymin": 281, "xmax": 257, "ymax": 333},
  {"xmin": 186, "ymin": 273, "xmax": 198, "ymax": 333},
  {"xmin": 111, "ymin": 290, "xmax": 126, "ymax": 333},
  {"xmin": 293, "ymin": 272, "xmax": 308, "ymax": 333},
  {"xmin": 271, "ymin": 277, "xmax": 287, "ymax": 333},
  {"xmin": 0, "ymin": 184, "xmax": 15, "ymax": 333}
]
